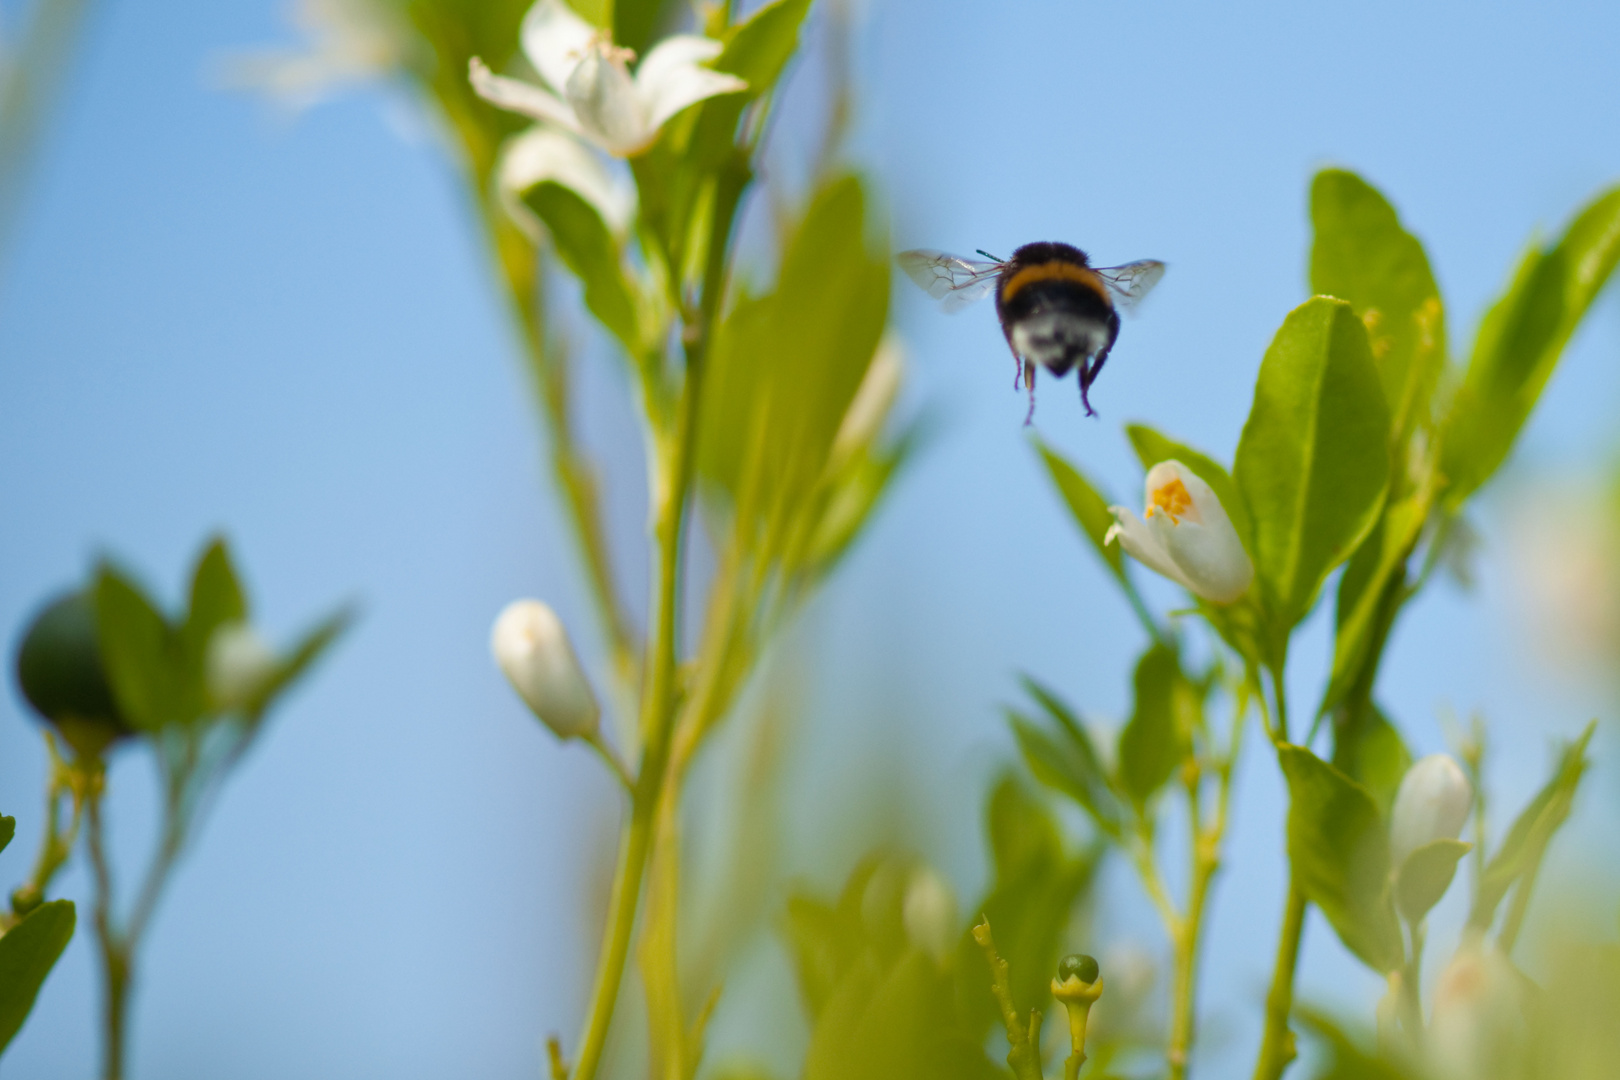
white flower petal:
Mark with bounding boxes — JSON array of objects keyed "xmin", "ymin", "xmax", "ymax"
[
  {"xmin": 1107, "ymin": 507, "xmax": 1199, "ymax": 594},
  {"xmin": 469, "ymin": 57, "xmax": 581, "ymax": 131},
  {"xmin": 565, "ymin": 47, "xmax": 649, "ymax": 154},
  {"xmin": 491, "ymin": 599, "xmax": 599, "ymax": 740},
  {"xmin": 638, "ymin": 45, "xmax": 748, "ymax": 131},
  {"xmin": 1390, "ymin": 754, "xmax": 1473, "ymax": 867},
  {"xmin": 497, "ymin": 126, "xmax": 636, "ymax": 238},
  {"xmin": 520, "ymin": 0, "xmax": 599, "ymax": 93},
  {"xmin": 1138, "ymin": 460, "xmax": 1254, "ymax": 603}
]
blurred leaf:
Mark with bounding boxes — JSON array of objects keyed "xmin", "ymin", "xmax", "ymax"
[
  {"xmin": 1234, "ymin": 298, "xmax": 1391, "ymax": 660},
  {"xmin": 0, "ymin": 817, "xmax": 12, "ymax": 856},
  {"xmin": 714, "ymin": 0, "xmax": 812, "ymax": 93},
  {"xmin": 1394, "ymin": 837, "xmax": 1470, "ymax": 923},
  {"xmin": 1126, "ymin": 423, "xmax": 1252, "ymax": 550},
  {"xmin": 1279, "ymin": 744, "xmax": 1402, "ymax": 973},
  {"xmin": 1533, "ymin": 942, "xmax": 1620, "ymax": 1080},
  {"xmin": 1330, "ymin": 700, "xmax": 1412, "ymax": 817},
  {"xmin": 1468, "ymin": 721, "xmax": 1595, "ymax": 933},
  {"xmin": 1009, "ymin": 678, "xmax": 1121, "ymax": 833},
  {"xmin": 1441, "ymin": 183, "xmax": 1620, "ymax": 505},
  {"xmin": 1321, "ymin": 494, "xmax": 1427, "ymax": 720},
  {"xmin": 1299, "ymin": 1010, "xmax": 1418, "ymax": 1080},
  {"xmin": 1310, "ymin": 169, "xmax": 1446, "ymax": 450},
  {"xmin": 1034, "ymin": 440, "xmax": 1124, "ymax": 582},
  {"xmin": 783, "ymin": 894, "xmax": 855, "ymax": 1021},
  {"xmin": 1116, "ymin": 643, "xmax": 1188, "ymax": 810},
  {"xmin": 179, "ymin": 537, "xmax": 249, "ymax": 718},
  {"xmin": 243, "ymin": 608, "xmax": 355, "ymax": 720},
  {"xmin": 701, "ymin": 176, "xmax": 887, "ymax": 550},
  {"xmin": 0, "ymin": 899, "xmax": 75, "ymax": 1053},
  {"xmin": 613, "ymin": 0, "xmax": 682, "ymax": 55},
  {"xmin": 523, "ymin": 181, "xmax": 642, "ymax": 356},
  {"xmin": 94, "ymin": 564, "xmax": 181, "ymax": 731},
  {"xmin": 963, "ymin": 774, "xmax": 1099, "ymax": 1033}
]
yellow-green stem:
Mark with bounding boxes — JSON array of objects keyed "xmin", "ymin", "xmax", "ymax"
[{"xmin": 1252, "ymin": 885, "xmax": 1307, "ymax": 1080}]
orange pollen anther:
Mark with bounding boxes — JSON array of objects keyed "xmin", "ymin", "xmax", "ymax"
[{"xmin": 1146, "ymin": 477, "xmax": 1194, "ymax": 524}]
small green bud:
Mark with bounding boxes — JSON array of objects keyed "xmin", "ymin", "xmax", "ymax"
[
  {"xmin": 14, "ymin": 590, "xmax": 132, "ymax": 756},
  {"xmin": 10, "ymin": 884, "xmax": 42, "ymax": 918},
  {"xmin": 1058, "ymin": 953, "xmax": 1099, "ymax": 985}
]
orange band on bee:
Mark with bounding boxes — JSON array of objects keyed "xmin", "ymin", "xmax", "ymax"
[{"xmin": 1000, "ymin": 261, "xmax": 1110, "ymax": 305}]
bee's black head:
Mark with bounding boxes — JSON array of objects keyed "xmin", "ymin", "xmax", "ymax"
[{"xmin": 1007, "ymin": 241, "xmax": 1090, "ymax": 269}]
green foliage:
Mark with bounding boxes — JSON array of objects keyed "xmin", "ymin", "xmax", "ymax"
[
  {"xmin": 1328, "ymin": 701, "xmax": 1412, "ymax": 816},
  {"xmin": 1441, "ymin": 184, "xmax": 1620, "ymax": 505},
  {"xmin": 0, "ymin": 899, "xmax": 75, "ymax": 1055},
  {"xmin": 964, "ymin": 775, "xmax": 1100, "ymax": 1030},
  {"xmin": 1393, "ymin": 837, "xmax": 1471, "ymax": 924},
  {"xmin": 782, "ymin": 857, "xmax": 1000, "ymax": 1080},
  {"xmin": 1034, "ymin": 440, "xmax": 1125, "ymax": 583},
  {"xmin": 1008, "ymin": 679, "xmax": 1122, "ymax": 835},
  {"xmin": 1278, "ymin": 745, "xmax": 1402, "ymax": 973},
  {"xmin": 1117, "ymin": 643, "xmax": 1191, "ymax": 810},
  {"xmin": 1309, "ymin": 169, "xmax": 1446, "ymax": 451},
  {"xmin": 1234, "ymin": 298, "xmax": 1391, "ymax": 663},
  {"xmin": 1468, "ymin": 721, "xmax": 1595, "ymax": 933},
  {"xmin": 523, "ymin": 182, "xmax": 642, "ymax": 357},
  {"xmin": 699, "ymin": 175, "xmax": 891, "ymax": 578}
]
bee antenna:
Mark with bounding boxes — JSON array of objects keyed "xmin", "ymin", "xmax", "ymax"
[{"xmin": 976, "ymin": 248, "xmax": 1005, "ymax": 263}]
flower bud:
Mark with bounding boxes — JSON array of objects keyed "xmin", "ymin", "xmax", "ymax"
[
  {"xmin": 14, "ymin": 590, "xmax": 133, "ymax": 756},
  {"xmin": 901, "ymin": 866, "xmax": 956, "ymax": 963},
  {"xmin": 1428, "ymin": 944, "xmax": 1526, "ymax": 1080},
  {"xmin": 1390, "ymin": 754, "xmax": 1472, "ymax": 867},
  {"xmin": 207, "ymin": 622, "xmax": 280, "ymax": 713},
  {"xmin": 491, "ymin": 600, "xmax": 599, "ymax": 740},
  {"xmin": 1105, "ymin": 461, "xmax": 1254, "ymax": 604}
]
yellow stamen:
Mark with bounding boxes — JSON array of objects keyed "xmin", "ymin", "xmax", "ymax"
[{"xmin": 1146, "ymin": 477, "xmax": 1193, "ymax": 524}]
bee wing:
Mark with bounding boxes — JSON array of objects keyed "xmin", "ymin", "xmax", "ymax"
[
  {"xmin": 896, "ymin": 249, "xmax": 1003, "ymax": 313},
  {"xmin": 1093, "ymin": 259, "xmax": 1166, "ymax": 314}
]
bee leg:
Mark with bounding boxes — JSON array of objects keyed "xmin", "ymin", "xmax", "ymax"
[
  {"xmin": 1023, "ymin": 362, "xmax": 1037, "ymax": 426},
  {"xmin": 1078, "ymin": 346, "xmax": 1112, "ymax": 419},
  {"xmin": 1012, "ymin": 354, "xmax": 1023, "ymax": 391}
]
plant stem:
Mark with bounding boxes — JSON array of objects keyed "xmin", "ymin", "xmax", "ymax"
[
  {"xmin": 85, "ymin": 777, "xmax": 130, "ymax": 1080},
  {"xmin": 1398, "ymin": 920, "xmax": 1425, "ymax": 1046},
  {"xmin": 973, "ymin": 919, "xmax": 1045, "ymax": 1080},
  {"xmin": 1252, "ymin": 885, "xmax": 1307, "ymax": 1080}
]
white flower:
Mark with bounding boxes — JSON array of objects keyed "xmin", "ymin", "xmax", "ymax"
[
  {"xmin": 496, "ymin": 126, "xmax": 638, "ymax": 240},
  {"xmin": 207, "ymin": 622, "xmax": 280, "ymax": 712},
  {"xmin": 1390, "ymin": 753, "xmax": 1472, "ymax": 867},
  {"xmin": 224, "ymin": 0, "xmax": 407, "ymax": 109},
  {"xmin": 1105, "ymin": 460, "xmax": 1254, "ymax": 604},
  {"xmin": 491, "ymin": 599, "xmax": 599, "ymax": 740},
  {"xmin": 1428, "ymin": 943, "xmax": 1526, "ymax": 1080},
  {"xmin": 468, "ymin": 0, "xmax": 747, "ymax": 158},
  {"xmin": 901, "ymin": 867, "xmax": 957, "ymax": 963}
]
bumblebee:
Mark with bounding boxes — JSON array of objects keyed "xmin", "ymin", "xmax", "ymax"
[{"xmin": 897, "ymin": 242, "xmax": 1164, "ymax": 422}]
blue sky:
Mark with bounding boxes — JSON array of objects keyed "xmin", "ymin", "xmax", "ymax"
[{"xmin": 1, "ymin": 0, "xmax": 1618, "ymax": 1077}]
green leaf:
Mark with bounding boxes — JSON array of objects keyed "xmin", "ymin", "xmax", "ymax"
[
  {"xmin": 1394, "ymin": 838, "xmax": 1471, "ymax": 924},
  {"xmin": 968, "ymin": 774, "xmax": 1098, "ymax": 1033},
  {"xmin": 0, "ymin": 899, "xmax": 75, "ymax": 1053},
  {"xmin": 179, "ymin": 537, "xmax": 248, "ymax": 718},
  {"xmin": 244, "ymin": 608, "xmax": 355, "ymax": 720},
  {"xmin": 1125, "ymin": 423, "xmax": 1252, "ymax": 551},
  {"xmin": 714, "ymin": 0, "xmax": 812, "ymax": 93},
  {"xmin": 1234, "ymin": 298, "xmax": 1391, "ymax": 656},
  {"xmin": 523, "ymin": 181, "xmax": 641, "ymax": 356},
  {"xmin": 1116, "ymin": 644, "xmax": 1188, "ymax": 809},
  {"xmin": 1468, "ymin": 721, "xmax": 1595, "ymax": 932},
  {"xmin": 1330, "ymin": 700, "xmax": 1412, "ymax": 817},
  {"xmin": 0, "ymin": 817, "xmax": 13, "ymax": 856},
  {"xmin": 1033, "ymin": 440, "xmax": 1124, "ymax": 582},
  {"xmin": 93, "ymin": 565, "xmax": 180, "ymax": 731},
  {"xmin": 700, "ymin": 177, "xmax": 888, "ymax": 537},
  {"xmin": 1008, "ymin": 678, "xmax": 1121, "ymax": 832},
  {"xmin": 1309, "ymin": 169, "xmax": 1446, "ymax": 449},
  {"xmin": 1320, "ymin": 494, "xmax": 1428, "ymax": 720},
  {"xmin": 613, "ymin": 0, "xmax": 682, "ymax": 55},
  {"xmin": 1278, "ymin": 744, "xmax": 1403, "ymax": 973},
  {"xmin": 1441, "ymin": 184, "xmax": 1620, "ymax": 504}
]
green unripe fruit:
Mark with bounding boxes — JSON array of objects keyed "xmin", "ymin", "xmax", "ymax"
[
  {"xmin": 15, "ymin": 590, "xmax": 132, "ymax": 754},
  {"xmin": 1058, "ymin": 953, "xmax": 1099, "ymax": 985}
]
